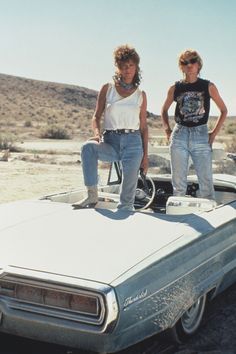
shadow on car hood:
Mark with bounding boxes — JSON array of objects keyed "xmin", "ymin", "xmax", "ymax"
[{"xmin": 0, "ymin": 199, "xmax": 234, "ymax": 285}]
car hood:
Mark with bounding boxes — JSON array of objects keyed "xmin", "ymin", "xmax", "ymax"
[{"xmin": 0, "ymin": 200, "xmax": 230, "ymax": 285}]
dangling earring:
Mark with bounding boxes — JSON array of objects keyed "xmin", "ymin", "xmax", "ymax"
[{"xmin": 113, "ymin": 73, "xmax": 122, "ymax": 84}]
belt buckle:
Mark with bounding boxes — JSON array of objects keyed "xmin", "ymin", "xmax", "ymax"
[{"xmin": 114, "ymin": 129, "xmax": 135, "ymax": 134}]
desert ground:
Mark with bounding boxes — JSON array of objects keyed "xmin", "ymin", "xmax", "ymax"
[{"xmin": 0, "ymin": 140, "xmax": 85, "ymax": 203}]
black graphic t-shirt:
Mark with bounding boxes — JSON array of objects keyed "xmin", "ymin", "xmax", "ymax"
[{"xmin": 174, "ymin": 78, "xmax": 210, "ymax": 127}]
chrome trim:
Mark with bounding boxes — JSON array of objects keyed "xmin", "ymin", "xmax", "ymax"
[
  {"xmin": 0, "ymin": 266, "xmax": 119, "ymax": 333},
  {"xmin": 0, "ymin": 276, "xmax": 105, "ymax": 325}
]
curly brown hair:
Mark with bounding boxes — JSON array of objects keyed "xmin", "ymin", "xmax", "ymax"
[{"xmin": 113, "ymin": 44, "xmax": 142, "ymax": 87}]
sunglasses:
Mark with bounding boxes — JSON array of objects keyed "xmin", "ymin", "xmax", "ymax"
[{"xmin": 180, "ymin": 57, "xmax": 198, "ymax": 66}]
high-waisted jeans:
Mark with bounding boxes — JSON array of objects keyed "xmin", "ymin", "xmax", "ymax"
[
  {"xmin": 170, "ymin": 124, "xmax": 215, "ymax": 199},
  {"xmin": 80, "ymin": 131, "xmax": 143, "ymax": 210}
]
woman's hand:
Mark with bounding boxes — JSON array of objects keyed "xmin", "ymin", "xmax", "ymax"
[
  {"xmin": 140, "ymin": 155, "xmax": 148, "ymax": 175},
  {"xmin": 208, "ymin": 131, "xmax": 216, "ymax": 146},
  {"xmin": 88, "ymin": 135, "xmax": 101, "ymax": 143},
  {"xmin": 165, "ymin": 128, "xmax": 172, "ymax": 141}
]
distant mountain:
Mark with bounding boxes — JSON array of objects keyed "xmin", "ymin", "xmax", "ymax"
[{"xmin": 0, "ymin": 73, "xmax": 98, "ymax": 140}]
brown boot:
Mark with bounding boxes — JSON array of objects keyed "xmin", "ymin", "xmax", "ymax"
[{"xmin": 73, "ymin": 186, "xmax": 98, "ymax": 209}]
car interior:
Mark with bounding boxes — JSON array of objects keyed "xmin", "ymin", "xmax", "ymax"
[{"xmin": 43, "ymin": 162, "xmax": 236, "ymax": 215}]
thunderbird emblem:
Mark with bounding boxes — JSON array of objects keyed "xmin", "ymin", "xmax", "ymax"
[{"xmin": 124, "ymin": 289, "xmax": 148, "ymax": 308}]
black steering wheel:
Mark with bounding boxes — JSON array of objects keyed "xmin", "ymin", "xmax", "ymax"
[{"xmin": 134, "ymin": 169, "xmax": 156, "ymax": 210}]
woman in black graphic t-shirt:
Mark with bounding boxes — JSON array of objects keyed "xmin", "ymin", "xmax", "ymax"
[{"xmin": 161, "ymin": 49, "xmax": 227, "ymax": 200}]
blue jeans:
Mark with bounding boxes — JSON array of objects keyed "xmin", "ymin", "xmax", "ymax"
[
  {"xmin": 81, "ymin": 131, "xmax": 143, "ymax": 210},
  {"xmin": 170, "ymin": 124, "xmax": 215, "ymax": 199}
]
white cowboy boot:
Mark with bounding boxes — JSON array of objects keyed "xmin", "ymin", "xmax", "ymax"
[{"xmin": 73, "ymin": 186, "xmax": 98, "ymax": 209}]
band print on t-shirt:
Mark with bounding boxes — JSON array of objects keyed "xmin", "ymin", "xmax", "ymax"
[{"xmin": 176, "ymin": 91, "xmax": 205, "ymax": 124}]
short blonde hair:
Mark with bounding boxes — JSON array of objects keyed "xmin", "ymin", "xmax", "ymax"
[{"xmin": 178, "ymin": 49, "xmax": 203, "ymax": 72}]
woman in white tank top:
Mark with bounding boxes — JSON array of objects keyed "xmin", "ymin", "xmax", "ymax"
[{"xmin": 74, "ymin": 44, "xmax": 148, "ymax": 211}]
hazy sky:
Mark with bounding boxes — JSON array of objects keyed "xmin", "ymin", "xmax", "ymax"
[{"xmin": 0, "ymin": 0, "xmax": 235, "ymax": 116}]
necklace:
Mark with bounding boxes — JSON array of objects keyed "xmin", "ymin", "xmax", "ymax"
[{"xmin": 119, "ymin": 79, "xmax": 134, "ymax": 91}]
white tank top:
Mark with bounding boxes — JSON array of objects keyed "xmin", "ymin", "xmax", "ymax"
[{"xmin": 104, "ymin": 83, "xmax": 143, "ymax": 130}]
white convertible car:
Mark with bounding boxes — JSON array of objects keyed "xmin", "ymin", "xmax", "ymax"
[{"xmin": 0, "ymin": 162, "xmax": 235, "ymax": 353}]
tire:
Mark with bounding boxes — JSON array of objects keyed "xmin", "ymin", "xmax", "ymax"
[{"xmin": 166, "ymin": 294, "xmax": 207, "ymax": 344}]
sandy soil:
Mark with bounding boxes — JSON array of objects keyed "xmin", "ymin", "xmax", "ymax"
[{"xmin": 0, "ymin": 158, "xmax": 84, "ymax": 203}]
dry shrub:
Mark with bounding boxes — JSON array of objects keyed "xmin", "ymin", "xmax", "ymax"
[
  {"xmin": 225, "ymin": 122, "xmax": 236, "ymax": 135},
  {"xmin": 0, "ymin": 133, "xmax": 18, "ymax": 151},
  {"xmin": 24, "ymin": 119, "xmax": 32, "ymax": 127},
  {"xmin": 40, "ymin": 125, "xmax": 71, "ymax": 139}
]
